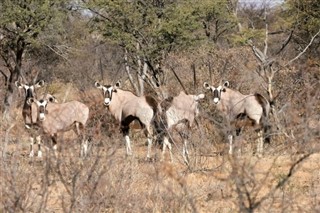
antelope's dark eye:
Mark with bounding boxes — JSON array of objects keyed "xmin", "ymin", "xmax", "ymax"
[{"xmin": 222, "ymin": 88, "xmax": 226, "ymax": 92}]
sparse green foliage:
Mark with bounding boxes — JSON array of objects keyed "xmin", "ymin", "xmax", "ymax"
[
  {"xmin": 195, "ymin": 0, "xmax": 238, "ymax": 44},
  {"xmin": 0, "ymin": 0, "xmax": 68, "ymax": 120},
  {"xmin": 88, "ymin": 0, "xmax": 203, "ymax": 66}
]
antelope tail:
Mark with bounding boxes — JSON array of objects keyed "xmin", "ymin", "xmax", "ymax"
[{"xmin": 255, "ymin": 93, "xmax": 271, "ymax": 143}]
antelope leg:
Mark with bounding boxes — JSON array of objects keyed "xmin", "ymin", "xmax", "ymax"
[
  {"xmin": 228, "ymin": 134, "xmax": 233, "ymax": 155},
  {"xmin": 29, "ymin": 137, "xmax": 35, "ymax": 157},
  {"xmin": 36, "ymin": 135, "xmax": 42, "ymax": 158},
  {"xmin": 183, "ymin": 139, "xmax": 189, "ymax": 165},
  {"xmin": 124, "ymin": 135, "xmax": 132, "ymax": 156},
  {"xmin": 256, "ymin": 130, "xmax": 263, "ymax": 157}
]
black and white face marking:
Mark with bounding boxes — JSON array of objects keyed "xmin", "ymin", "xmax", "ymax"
[
  {"xmin": 19, "ymin": 84, "xmax": 36, "ymax": 99},
  {"xmin": 102, "ymin": 85, "xmax": 114, "ymax": 106},
  {"xmin": 203, "ymin": 81, "xmax": 228, "ymax": 104},
  {"xmin": 16, "ymin": 80, "xmax": 45, "ymax": 101},
  {"xmin": 211, "ymin": 86, "xmax": 223, "ymax": 104},
  {"xmin": 95, "ymin": 81, "xmax": 121, "ymax": 107},
  {"xmin": 36, "ymin": 99, "xmax": 48, "ymax": 121}
]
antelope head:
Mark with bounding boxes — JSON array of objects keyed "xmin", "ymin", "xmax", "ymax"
[
  {"xmin": 15, "ymin": 80, "xmax": 45, "ymax": 100},
  {"xmin": 94, "ymin": 80, "xmax": 121, "ymax": 106},
  {"xmin": 27, "ymin": 94, "xmax": 57, "ymax": 121},
  {"xmin": 203, "ymin": 81, "xmax": 229, "ymax": 104}
]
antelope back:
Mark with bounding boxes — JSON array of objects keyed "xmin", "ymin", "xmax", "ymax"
[
  {"xmin": 204, "ymin": 81, "xmax": 268, "ymax": 122},
  {"xmin": 115, "ymin": 89, "xmax": 156, "ymax": 125},
  {"xmin": 33, "ymin": 98, "xmax": 89, "ymax": 134},
  {"xmin": 95, "ymin": 81, "xmax": 157, "ymax": 125},
  {"xmin": 165, "ymin": 91, "xmax": 204, "ymax": 128}
]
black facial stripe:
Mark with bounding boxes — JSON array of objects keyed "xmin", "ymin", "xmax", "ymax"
[
  {"xmin": 26, "ymin": 87, "xmax": 34, "ymax": 99},
  {"xmin": 39, "ymin": 105, "xmax": 45, "ymax": 114},
  {"xmin": 213, "ymin": 89, "xmax": 220, "ymax": 99},
  {"xmin": 104, "ymin": 87, "xmax": 113, "ymax": 100}
]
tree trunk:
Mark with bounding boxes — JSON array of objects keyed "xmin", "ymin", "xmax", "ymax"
[
  {"xmin": 2, "ymin": 41, "xmax": 24, "ymax": 122},
  {"xmin": 3, "ymin": 68, "xmax": 19, "ymax": 121}
]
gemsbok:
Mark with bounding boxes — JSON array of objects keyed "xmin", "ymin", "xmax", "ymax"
[
  {"xmin": 203, "ymin": 81, "xmax": 270, "ymax": 156},
  {"xmin": 15, "ymin": 79, "xmax": 45, "ymax": 157},
  {"xmin": 159, "ymin": 91, "xmax": 205, "ymax": 164},
  {"xmin": 94, "ymin": 81, "xmax": 160, "ymax": 159},
  {"xmin": 27, "ymin": 94, "xmax": 90, "ymax": 157}
]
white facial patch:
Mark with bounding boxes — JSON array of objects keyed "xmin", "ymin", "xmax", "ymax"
[
  {"xmin": 37, "ymin": 100, "xmax": 48, "ymax": 121},
  {"xmin": 212, "ymin": 86, "xmax": 222, "ymax": 104},
  {"xmin": 104, "ymin": 98, "xmax": 111, "ymax": 106},
  {"xmin": 195, "ymin": 93, "xmax": 205, "ymax": 101},
  {"xmin": 103, "ymin": 86, "xmax": 113, "ymax": 106}
]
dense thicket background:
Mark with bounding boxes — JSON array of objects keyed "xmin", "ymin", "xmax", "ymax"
[{"xmin": 0, "ymin": 0, "xmax": 319, "ymax": 212}]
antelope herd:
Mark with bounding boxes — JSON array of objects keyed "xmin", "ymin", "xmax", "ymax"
[{"xmin": 15, "ymin": 78, "xmax": 271, "ymax": 162}]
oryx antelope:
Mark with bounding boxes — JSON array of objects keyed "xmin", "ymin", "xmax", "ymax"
[
  {"xmin": 159, "ymin": 91, "xmax": 205, "ymax": 164},
  {"xmin": 94, "ymin": 81, "xmax": 159, "ymax": 159},
  {"xmin": 15, "ymin": 79, "xmax": 45, "ymax": 157},
  {"xmin": 28, "ymin": 94, "xmax": 90, "ymax": 157},
  {"xmin": 203, "ymin": 81, "xmax": 270, "ymax": 156}
]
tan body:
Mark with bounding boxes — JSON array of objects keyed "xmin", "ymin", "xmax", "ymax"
[
  {"xmin": 29, "ymin": 96, "xmax": 90, "ymax": 157},
  {"xmin": 204, "ymin": 81, "xmax": 270, "ymax": 156},
  {"xmin": 95, "ymin": 81, "xmax": 159, "ymax": 159},
  {"xmin": 160, "ymin": 91, "xmax": 205, "ymax": 164},
  {"xmin": 217, "ymin": 88, "xmax": 270, "ymax": 126},
  {"xmin": 107, "ymin": 89, "xmax": 156, "ymax": 128},
  {"xmin": 39, "ymin": 101, "xmax": 89, "ymax": 135}
]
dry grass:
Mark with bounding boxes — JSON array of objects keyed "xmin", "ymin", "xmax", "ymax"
[
  {"xmin": 1, "ymin": 117, "xmax": 320, "ymax": 213},
  {"xmin": 1, "ymin": 55, "xmax": 319, "ymax": 212}
]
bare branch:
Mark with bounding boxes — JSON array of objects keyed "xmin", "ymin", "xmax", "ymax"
[
  {"xmin": 0, "ymin": 69, "xmax": 8, "ymax": 85},
  {"xmin": 248, "ymin": 40, "xmax": 266, "ymax": 63},
  {"xmin": 286, "ymin": 28, "xmax": 320, "ymax": 66},
  {"xmin": 275, "ymin": 29, "xmax": 294, "ymax": 55},
  {"xmin": 252, "ymin": 153, "xmax": 313, "ymax": 209},
  {"xmin": 45, "ymin": 44, "xmax": 70, "ymax": 62},
  {"xmin": 169, "ymin": 65, "xmax": 188, "ymax": 95}
]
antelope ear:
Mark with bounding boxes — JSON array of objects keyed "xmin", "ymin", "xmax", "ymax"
[
  {"xmin": 27, "ymin": 98, "xmax": 34, "ymax": 105},
  {"xmin": 223, "ymin": 81, "xmax": 230, "ymax": 88},
  {"xmin": 35, "ymin": 80, "xmax": 45, "ymax": 88},
  {"xmin": 195, "ymin": 94, "xmax": 205, "ymax": 100},
  {"xmin": 203, "ymin": 82, "xmax": 211, "ymax": 90},
  {"xmin": 48, "ymin": 95, "xmax": 57, "ymax": 103},
  {"xmin": 115, "ymin": 80, "xmax": 121, "ymax": 88},
  {"xmin": 15, "ymin": 81, "xmax": 23, "ymax": 88},
  {"xmin": 94, "ymin": 82, "xmax": 102, "ymax": 89}
]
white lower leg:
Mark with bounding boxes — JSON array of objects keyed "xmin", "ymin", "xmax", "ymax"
[
  {"xmin": 53, "ymin": 144, "xmax": 58, "ymax": 157},
  {"xmin": 257, "ymin": 131, "xmax": 263, "ymax": 156},
  {"xmin": 168, "ymin": 142, "xmax": 173, "ymax": 162},
  {"xmin": 81, "ymin": 140, "xmax": 88, "ymax": 157},
  {"xmin": 36, "ymin": 135, "xmax": 42, "ymax": 158},
  {"xmin": 161, "ymin": 138, "xmax": 167, "ymax": 161},
  {"xmin": 29, "ymin": 137, "xmax": 35, "ymax": 157},
  {"xmin": 146, "ymin": 137, "xmax": 152, "ymax": 159},
  {"xmin": 228, "ymin": 135, "xmax": 233, "ymax": 155},
  {"xmin": 163, "ymin": 137, "xmax": 173, "ymax": 162},
  {"xmin": 125, "ymin": 135, "xmax": 132, "ymax": 156},
  {"xmin": 183, "ymin": 140, "xmax": 189, "ymax": 165}
]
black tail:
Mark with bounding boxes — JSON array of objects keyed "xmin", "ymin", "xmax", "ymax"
[
  {"xmin": 146, "ymin": 96, "xmax": 166, "ymax": 146},
  {"xmin": 255, "ymin": 93, "xmax": 271, "ymax": 143}
]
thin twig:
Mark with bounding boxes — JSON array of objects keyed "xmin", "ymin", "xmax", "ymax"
[{"xmin": 286, "ymin": 29, "xmax": 320, "ymax": 66}]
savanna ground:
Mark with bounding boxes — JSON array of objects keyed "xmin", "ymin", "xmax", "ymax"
[
  {"xmin": 1, "ymin": 119, "xmax": 320, "ymax": 213},
  {"xmin": 1, "ymin": 0, "xmax": 320, "ymax": 212},
  {"xmin": 1, "ymin": 57, "xmax": 319, "ymax": 212}
]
